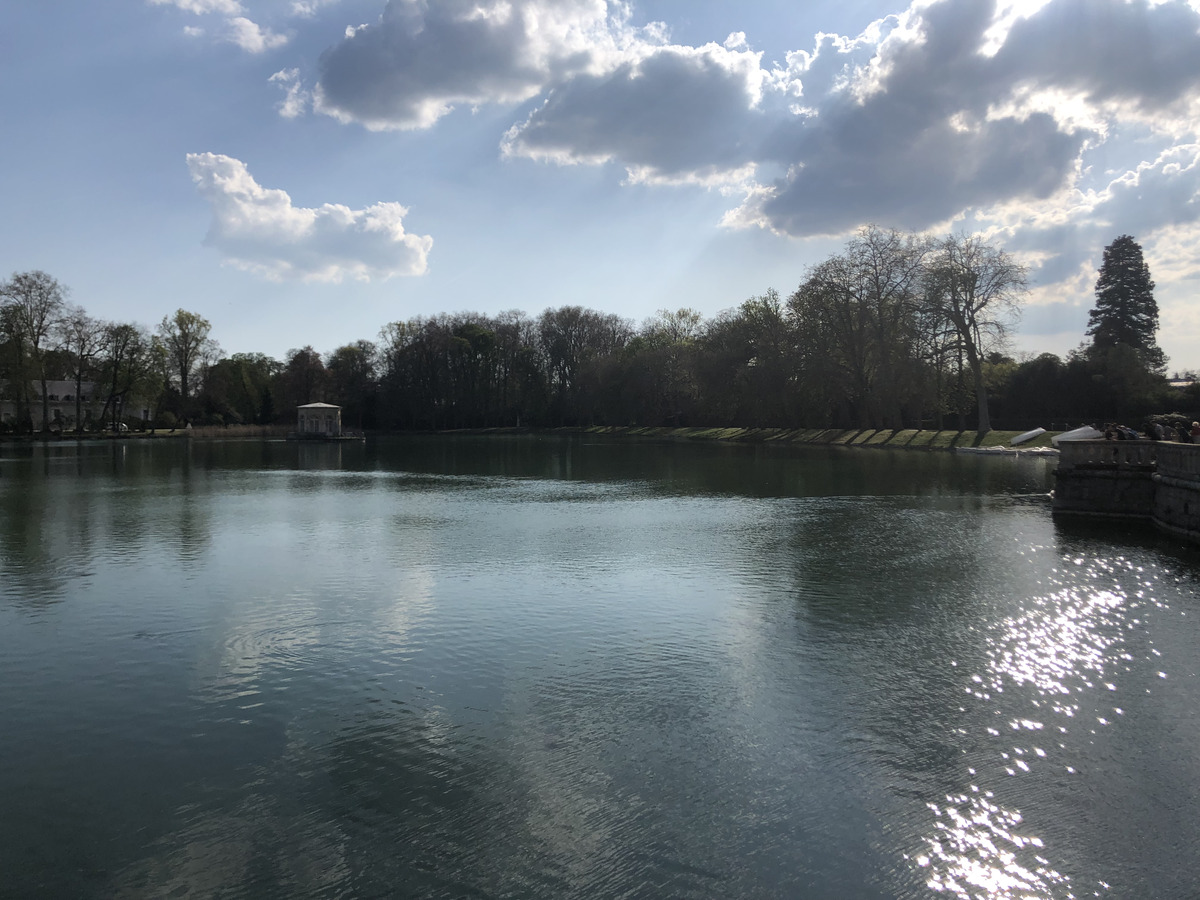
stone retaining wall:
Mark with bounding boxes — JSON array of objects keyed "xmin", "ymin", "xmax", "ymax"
[
  {"xmin": 1150, "ymin": 443, "xmax": 1200, "ymax": 542},
  {"xmin": 1054, "ymin": 440, "xmax": 1200, "ymax": 542}
]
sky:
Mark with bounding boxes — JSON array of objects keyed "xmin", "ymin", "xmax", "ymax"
[{"xmin": 3, "ymin": 0, "xmax": 1200, "ymax": 370}]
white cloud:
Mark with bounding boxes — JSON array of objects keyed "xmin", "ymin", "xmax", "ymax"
[
  {"xmin": 225, "ymin": 16, "xmax": 289, "ymax": 52},
  {"xmin": 149, "ymin": 0, "xmax": 293, "ymax": 53},
  {"xmin": 185, "ymin": 152, "xmax": 433, "ymax": 282},
  {"xmin": 291, "ymin": 0, "xmax": 342, "ymax": 17},
  {"xmin": 270, "ymin": 68, "xmax": 309, "ymax": 118},
  {"xmin": 995, "ymin": 140, "xmax": 1200, "ymax": 283},
  {"xmin": 148, "ymin": 0, "xmax": 243, "ymax": 15}
]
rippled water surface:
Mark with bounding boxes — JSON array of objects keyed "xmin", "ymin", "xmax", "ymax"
[{"xmin": 2, "ymin": 436, "xmax": 1198, "ymax": 898}]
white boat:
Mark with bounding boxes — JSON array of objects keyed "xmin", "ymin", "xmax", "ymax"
[
  {"xmin": 1051, "ymin": 425, "xmax": 1104, "ymax": 446},
  {"xmin": 1011, "ymin": 427, "xmax": 1046, "ymax": 446}
]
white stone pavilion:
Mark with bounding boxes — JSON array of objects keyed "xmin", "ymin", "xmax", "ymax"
[{"xmin": 296, "ymin": 402, "xmax": 342, "ymax": 437}]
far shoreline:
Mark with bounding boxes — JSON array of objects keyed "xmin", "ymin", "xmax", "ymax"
[
  {"xmin": 406, "ymin": 425, "xmax": 1063, "ymax": 453},
  {"xmin": 1, "ymin": 423, "xmax": 1064, "ymax": 453}
]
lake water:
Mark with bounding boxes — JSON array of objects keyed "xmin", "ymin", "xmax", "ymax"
[{"xmin": 1, "ymin": 435, "xmax": 1198, "ymax": 899}]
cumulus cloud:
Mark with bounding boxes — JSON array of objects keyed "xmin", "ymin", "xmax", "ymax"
[
  {"xmin": 265, "ymin": 0, "xmax": 1200, "ymax": 308},
  {"xmin": 185, "ymin": 152, "xmax": 433, "ymax": 282},
  {"xmin": 996, "ymin": 140, "xmax": 1200, "ymax": 288},
  {"xmin": 314, "ymin": 0, "xmax": 627, "ymax": 130},
  {"xmin": 225, "ymin": 16, "xmax": 289, "ymax": 52},
  {"xmin": 501, "ymin": 40, "xmax": 767, "ymax": 186},
  {"xmin": 310, "ymin": 0, "xmax": 1200, "ymax": 232},
  {"xmin": 735, "ymin": 0, "xmax": 1200, "ymax": 237},
  {"xmin": 991, "ymin": 0, "xmax": 1200, "ymax": 119},
  {"xmin": 735, "ymin": 0, "xmax": 1096, "ymax": 236}
]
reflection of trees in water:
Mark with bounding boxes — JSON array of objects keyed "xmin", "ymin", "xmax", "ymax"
[
  {"xmin": 173, "ymin": 478, "xmax": 211, "ymax": 569},
  {"xmin": 295, "ymin": 443, "xmax": 343, "ymax": 471},
  {"xmin": 369, "ymin": 435, "xmax": 1054, "ymax": 502},
  {"xmin": 0, "ymin": 443, "xmax": 219, "ymax": 612},
  {"xmin": 0, "ymin": 456, "xmax": 68, "ymax": 608},
  {"xmin": 782, "ymin": 496, "xmax": 993, "ymax": 627},
  {"xmin": 0, "ymin": 445, "xmax": 134, "ymax": 608}
]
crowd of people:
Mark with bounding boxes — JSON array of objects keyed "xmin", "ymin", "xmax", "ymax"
[{"xmin": 1103, "ymin": 421, "xmax": 1200, "ymax": 442}]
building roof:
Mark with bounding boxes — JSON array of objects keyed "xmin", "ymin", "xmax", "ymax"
[{"xmin": 297, "ymin": 402, "xmax": 341, "ymax": 409}]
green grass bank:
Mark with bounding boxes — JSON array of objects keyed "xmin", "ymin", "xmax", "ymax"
[{"xmin": 567, "ymin": 425, "xmax": 1058, "ymax": 450}]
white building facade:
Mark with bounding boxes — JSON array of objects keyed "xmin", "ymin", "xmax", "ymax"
[
  {"xmin": 1, "ymin": 380, "xmax": 99, "ymax": 431},
  {"xmin": 296, "ymin": 402, "xmax": 342, "ymax": 437}
]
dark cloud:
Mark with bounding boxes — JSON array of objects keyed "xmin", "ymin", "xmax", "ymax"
[
  {"xmin": 754, "ymin": 0, "xmax": 1200, "ymax": 237},
  {"xmin": 315, "ymin": 0, "xmax": 611, "ymax": 130},
  {"xmin": 760, "ymin": 104, "xmax": 1085, "ymax": 236},
  {"xmin": 503, "ymin": 44, "xmax": 767, "ymax": 182},
  {"xmin": 757, "ymin": 0, "xmax": 1072, "ymax": 234},
  {"xmin": 306, "ymin": 0, "xmax": 1200, "ymax": 289},
  {"xmin": 993, "ymin": 0, "xmax": 1200, "ymax": 111}
]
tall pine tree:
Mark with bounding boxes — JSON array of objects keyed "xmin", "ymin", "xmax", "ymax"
[{"xmin": 1086, "ymin": 235, "xmax": 1165, "ymax": 374}]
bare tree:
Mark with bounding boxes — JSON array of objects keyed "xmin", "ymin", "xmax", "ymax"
[
  {"xmin": 924, "ymin": 234, "xmax": 1027, "ymax": 432},
  {"xmin": 58, "ymin": 305, "xmax": 102, "ymax": 432},
  {"xmin": 98, "ymin": 322, "xmax": 160, "ymax": 429},
  {"xmin": 0, "ymin": 270, "xmax": 67, "ymax": 431},
  {"xmin": 788, "ymin": 227, "xmax": 930, "ymax": 429},
  {"xmin": 537, "ymin": 306, "xmax": 631, "ymax": 424}
]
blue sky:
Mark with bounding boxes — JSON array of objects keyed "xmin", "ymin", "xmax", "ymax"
[{"xmin": 3, "ymin": 0, "xmax": 1200, "ymax": 370}]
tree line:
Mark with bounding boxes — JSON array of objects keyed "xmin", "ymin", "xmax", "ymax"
[{"xmin": 1, "ymin": 228, "xmax": 1186, "ymax": 434}]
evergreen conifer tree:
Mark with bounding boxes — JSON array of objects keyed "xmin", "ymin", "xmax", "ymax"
[{"xmin": 1086, "ymin": 235, "xmax": 1165, "ymax": 373}]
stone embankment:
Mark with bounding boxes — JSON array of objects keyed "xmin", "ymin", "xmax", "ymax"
[
  {"xmin": 575, "ymin": 425, "xmax": 1056, "ymax": 451},
  {"xmin": 1053, "ymin": 440, "xmax": 1200, "ymax": 543}
]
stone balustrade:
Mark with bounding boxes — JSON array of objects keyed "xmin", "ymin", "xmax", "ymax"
[
  {"xmin": 1054, "ymin": 438, "xmax": 1200, "ymax": 542},
  {"xmin": 1055, "ymin": 439, "xmax": 1157, "ymax": 470},
  {"xmin": 1154, "ymin": 442, "xmax": 1200, "ymax": 482}
]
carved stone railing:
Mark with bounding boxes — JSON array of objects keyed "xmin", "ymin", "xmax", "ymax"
[
  {"xmin": 1055, "ymin": 439, "xmax": 1200, "ymax": 542},
  {"xmin": 1154, "ymin": 442, "xmax": 1200, "ymax": 483},
  {"xmin": 1055, "ymin": 439, "xmax": 1157, "ymax": 471}
]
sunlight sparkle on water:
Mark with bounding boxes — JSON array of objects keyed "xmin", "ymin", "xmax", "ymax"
[{"xmin": 921, "ymin": 555, "xmax": 1168, "ymax": 899}]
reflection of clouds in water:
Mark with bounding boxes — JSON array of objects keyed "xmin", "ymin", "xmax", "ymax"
[
  {"xmin": 118, "ymin": 569, "xmax": 443, "ymax": 895},
  {"xmin": 201, "ymin": 549, "xmax": 439, "ymax": 700},
  {"xmin": 382, "ymin": 565, "xmax": 437, "ymax": 640},
  {"xmin": 110, "ymin": 739, "xmax": 353, "ymax": 897},
  {"xmin": 202, "ymin": 599, "xmax": 326, "ymax": 708},
  {"xmin": 920, "ymin": 556, "xmax": 1157, "ymax": 899}
]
